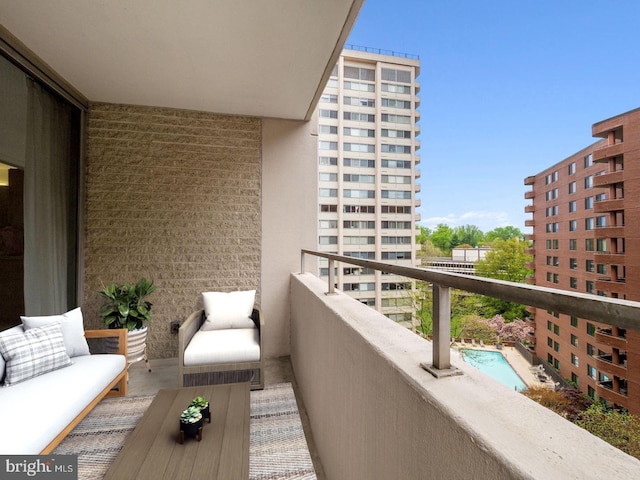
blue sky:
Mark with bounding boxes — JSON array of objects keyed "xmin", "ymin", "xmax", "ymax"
[{"xmin": 347, "ymin": 0, "xmax": 640, "ymax": 233}]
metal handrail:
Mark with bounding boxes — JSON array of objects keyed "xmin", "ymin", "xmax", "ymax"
[{"xmin": 301, "ymin": 250, "xmax": 640, "ymax": 377}]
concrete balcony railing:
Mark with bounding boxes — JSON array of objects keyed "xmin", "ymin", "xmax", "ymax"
[
  {"xmin": 593, "ymin": 170, "xmax": 624, "ymax": 188},
  {"xmin": 292, "ymin": 250, "xmax": 640, "ymax": 479},
  {"xmin": 592, "ymin": 141, "xmax": 624, "ymax": 162},
  {"xmin": 594, "ymin": 198, "xmax": 624, "ymax": 213}
]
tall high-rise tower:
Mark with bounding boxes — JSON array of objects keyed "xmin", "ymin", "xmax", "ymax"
[{"xmin": 316, "ymin": 47, "xmax": 421, "ymax": 325}]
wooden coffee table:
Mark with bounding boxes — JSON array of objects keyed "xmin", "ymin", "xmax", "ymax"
[{"xmin": 104, "ymin": 383, "xmax": 250, "ymax": 480}]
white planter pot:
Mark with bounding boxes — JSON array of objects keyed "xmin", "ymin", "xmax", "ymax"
[{"xmin": 127, "ymin": 326, "xmax": 148, "ymax": 363}]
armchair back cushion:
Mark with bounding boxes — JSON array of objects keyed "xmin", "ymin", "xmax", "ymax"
[{"xmin": 201, "ymin": 290, "xmax": 256, "ymax": 330}]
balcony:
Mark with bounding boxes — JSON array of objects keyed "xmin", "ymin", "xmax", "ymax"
[
  {"xmin": 594, "ymin": 198, "xmax": 624, "ymax": 213},
  {"xmin": 293, "ymin": 251, "xmax": 640, "ymax": 478},
  {"xmin": 593, "ymin": 142, "xmax": 624, "ymax": 162},
  {"xmin": 594, "ymin": 251, "xmax": 625, "ymax": 264},
  {"xmin": 595, "ymin": 354, "xmax": 627, "ymax": 378},
  {"xmin": 595, "ymin": 277, "xmax": 626, "ymax": 295},
  {"xmin": 597, "ymin": 381, "xmax": 628, "ymax": 404},
  {"xmin": 593, "ymin": 170, "xmax": 624, "ymax": 188},
  {"xmin": 596, "ymin": 328, "xmax": 627, "ymax": 350},
  {"xmin": 524, "ymin": 219, "xmax": 535, "ymax": 228},
  {"xmin": 594, "ymin": 225, "xmax": 624, "ymax": 238},
  {"xmin": 525, "ymin": 204, "xmax": 535, "ymax": 213},
  {"xmin": 524, "ymin": 233, "xmax": 535, "ymax": 242},
  {"xmin": 414, "ymin": 169, "xmax": 421, "ymax": 179},
  {"xmin": 524, "ymin": 190, "xmax": 535, "ymax": 199},
  {"xmin": 524, "ymin": 176, "xmax": 535, "ymax": 186}
]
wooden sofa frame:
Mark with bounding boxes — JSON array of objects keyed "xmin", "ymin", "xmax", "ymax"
[
  {"xmin": 40, "ymin": 328, "xmax": 128, "ymax": 454},
  {"xmin": 178, "ymin": 308, "xmax": 264, "ymax": 390}
]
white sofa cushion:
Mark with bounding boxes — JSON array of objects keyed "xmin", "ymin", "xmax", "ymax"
[
  {"xmin": 183, "ymin": 327, "xmax": 260, "ymax": 365},
  {"xmin": 0, "ymin": 353, "xmax": 125, "ymax": 454},
  {"xmin": 0, "ymin": 323, "xmax": 72, "ymax": 386},
  {"xmin": 201, "ymin": 290, "xmax": 256, "ymax": 330},
  {"xmin": 21, "ymin": 307, "xmax": 91, "ymax": 357}
]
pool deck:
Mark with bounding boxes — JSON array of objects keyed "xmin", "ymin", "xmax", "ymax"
[{"xmin": 456, "ymin": 343, "xmax": 552, "ymax": 389}]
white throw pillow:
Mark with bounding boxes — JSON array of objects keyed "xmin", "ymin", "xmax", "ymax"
[
  {"xmin": 21, "ymin": 307, "xmax": 91, "ymax": 357},
  {"xmin": 0, "ymin": 322, "xmax": 72, "ymax": 386},
  {"xmin": 201, "ymin": 290, "xmax": 256, "ymax": 330}
]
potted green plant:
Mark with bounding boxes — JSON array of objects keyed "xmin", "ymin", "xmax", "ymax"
[
  {"xmin": 190, "ymin": 395, "xmax": 210, "ymax": 423},
  {"xmin": 179, "ymin": 406, "xmax": 204, "ymax": 443},
  {"xmin": 98, "ymin": 277, "xmax": 156, "ymax": 363}
]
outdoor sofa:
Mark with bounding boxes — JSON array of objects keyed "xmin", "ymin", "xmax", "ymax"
[{"xmin": 0, "ymin": 308, "xmax": 127, "ymax": 454}]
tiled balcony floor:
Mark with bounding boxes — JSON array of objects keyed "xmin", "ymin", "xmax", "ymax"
[{"xmin": 127, "ymin": 356, "xmax": 325, "ymax": 479}]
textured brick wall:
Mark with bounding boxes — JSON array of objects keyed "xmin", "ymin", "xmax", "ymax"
[{"xmin": 82, "ymin": 103, "xmax": 261, "ymax": 358}]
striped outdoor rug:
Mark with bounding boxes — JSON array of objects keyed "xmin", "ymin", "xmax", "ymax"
[{"xmin": 53, "ymin": 383, "xmax": 316, "ymax": 480}]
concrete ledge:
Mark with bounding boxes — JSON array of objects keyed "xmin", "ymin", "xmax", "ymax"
[{"xmin": 291, "ymin": 273, "xmax": 640, "ymax": 479}]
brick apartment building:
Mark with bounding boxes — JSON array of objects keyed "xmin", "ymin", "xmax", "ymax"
[{"xmin": 525, "ymin": 107, "xmax": 640, "ymax": 414}]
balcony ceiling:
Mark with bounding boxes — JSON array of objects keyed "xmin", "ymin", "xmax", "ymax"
[{"xmin": 0, "ymin": 0, "xmax": 362, "ymax": 120}]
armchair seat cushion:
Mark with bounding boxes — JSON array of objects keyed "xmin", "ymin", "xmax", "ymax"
[{"xmin": 183, "ymin": 327, "xmax": 260, "ymax": 366}]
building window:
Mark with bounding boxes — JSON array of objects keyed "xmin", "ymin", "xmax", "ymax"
[
  {"xmin": 569, "ymin": 200, "xmax": 577, "ymax": 213},
  {"xmin": 381, "ymin": 251, "xmax": 411, "ymax": 260},
  {"xmin": 596, "ymin": 264, "xmax": 607, "ymax": 275},
  {"xmin": 344, "ymin": 66, "xmax": 375, "ymax": 81},
  {"xmin": 596, "ymin": 216, "xmax": 607, "ymax": 228},
  {"xmin": 585, "ymin": 218, "xmax": 594, "ymax": 230},
  {"xmin": 569, "ymin": 239, "xmax": 577, "ymax": 251},
  {"xmin": 319, "ymin": 188, "xmax": 337, "ymax": 197},
  {"xmin": 568, "ymin": 162, "xmax": 576, "ymax": 175},
  {"xmin": 585, "ymin": 239, "xmax": 595, "ymax": 251},
  {"xmin": 343, "ymin": 236, "xmax": 375, "ymax": 245},
  {"xmin": 343, "ymin": 189, "xmax": 374, "ymax": 198},
  {"xmin": 381, "ymin": 129, "xmax": 411, "ymax": 139},
  {"xmin": 584, "ymin": 153, "xmax": 593, "ymax": 168},
  {"xmin": 547, "ymin": 336, "xmax": 553, "ymax": 347},
  {"xmin": 344, "ymin": 127, "xmax": 375, "ymax": 137},
  {"xmin": 320, "ymin": 204, "xmax": 337, "ymax": 212},
  {"xmin": 319, "ymin": 140, "xmax": 338, "ymax": 150},
  {"xmin": 344, "ymin": 174, "xmax": 374, "ymax": 183},
  {"xmin": 344, "ymin": 112, "xmax": 375, "ymax": 122},
  {"xmin": 319, "ymin": 156, "xmax": 338, "ymax": 166},
  {"xmin": 585, "ymin": 196, "xmax": 594, "ymax": 209},
  {"xmin": 585, "ymin": 176, "xmax": 593, "ymax": 189},
  {"xmin": 344, "ymin": 80, "xmax": 375, "ymax": 92},
  {"xmin": 381, "ymin": 113, "xmax": 411, "ymax": 124},
  {"xmin": 587, "ymin": 365, "xmax": 596, "ymax": 379},
  {"xmin": 319, "ymin": 125, "xmax": 338, "ymax": 134},
  {"xmin": 343, "ymin": 142, "xmax": 375, "ymax": 153},
  {"xmin": 319, "ymin": 236, "xmax": 337, "ymax": 245},
  {"xmin": 381, "ymin": 67, "xmax": 411, "ymax": 83},
  {"xmin": 382, "ymin": 190, "xmax": 411, "ymax": 199},
  {"xmin": 344, "ymin": 158, "xmax": 374, "ymax": 168},
  {"xmin": 343, "ymin": 96, "xmax": 375, "ymax": 107},
  {"xmin": 586, "ymin": 281, "xmax": 594, "ymax": 293},
  {"xmin": 381, "ymin": 144, "xmax": 411, "ymax": 154},
  {"xmin": 568, "ymin": 182, "xmax": 576, "ymax": 194},
  {"xmin": 343, "ymin": 205, "xmax": 375, "ymax": 213},
  {"xmin": 319, "ymin": 109, "xmax": 338, "ymax": 119},
  {"xmin": 569, "ymin": 258, "xmax": 577, "ymax": 269},
  {"xmin": 586, "ymin": 260, "xmax": 595, "ymax": 273},
  {"xmin": 571, "ymin": 354, "xmax": 579, "ymax": 367},
  {"xmin": 569, "ymin": 220, "xmax": 577, "ymax": 231},
  {"xmin": 587, "ymin": 323, "xmax": 596, "ymax": 336},
  {"xmin": 570, "ymin": 277, "xmax": 577, "ymax": 289},
  {"xmin": 344, "ymin": 220, "xmax": 375, "ymax": 229},
  {"xmin": 381, "ymin": 98, "xmax": 411, "ymax": 109},
  {"xmin": 381, "ymin": 159, "xmax": 411, "ymax": 169},
  {"xmin": 571, "ymin": 334, "xmax": 578, "ymax": 347},
  {"xmin": 381, "ymin": 236, "xmax": 412, "ymax": 245},
  {"xmin": 554, "ymin": 341, "xmax": 560, "ymax": 353},
  {"xmin": 596, "ymin": 238, "xmax": 607, "ymax": 252},
  {"xmin": 546, "ymin": 188, "xmax": 559, "ymax": 201},
  {"xmin": 571, "ymin": 316, "xmax": 578, "ymax": 327},
  {"xmin": 381, "ymin": 205, "xmax": 411, "ymax": 214},
  {"xmin": 382, "ymin": 175, "xmax": 411, "ymax": 184},
  {"xmin": 553, "ymin": 273, "xmax": 559, "ymax": 284},
  {"xmin": 319, "ymin": 172, "xmax": 337, "ymax": 182},
  {"xmin": 572, "ymin": 373, "xmax": 579, "ymax": 386},
  {"xmin": 381, "ymin": 83, "xmax": 411, "ymax": 94},
  {"xmin": 320, "ymin": 93, "xmax": 338, "ymax": 103}
]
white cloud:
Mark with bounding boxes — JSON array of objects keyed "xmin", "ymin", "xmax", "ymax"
[{"xmin": 418, "ymin": 210, "xmax": 512, "ymax": 232}]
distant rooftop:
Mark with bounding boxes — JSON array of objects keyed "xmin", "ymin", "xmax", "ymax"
[{"xmin": 344, "ymin": 44, "xmax": 419, "ymax": 60}]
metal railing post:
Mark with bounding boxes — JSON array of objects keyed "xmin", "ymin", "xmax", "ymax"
[
  {"xmin": 327, "ymin": 258, "xmax": 335, "ymax": 294},
  {"xmin": 421, "ymin": 283, "xmax": 461, "ymax": 378},
  {"xmin": 432, "ymin": 284, "xmax": 451, "ymax": 370},
  {"xmin": 301, "ymin": 251, "xmax": 306, "ymax": 274}
]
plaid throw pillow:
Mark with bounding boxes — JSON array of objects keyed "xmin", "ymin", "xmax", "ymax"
[{"xmin": 0, "ymin": 322, "xmax": 72, "ymax": 386}]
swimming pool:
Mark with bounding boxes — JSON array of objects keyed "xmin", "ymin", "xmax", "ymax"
[{"xmin": 460, "ymin": 349, "xmax": 527, "ymax": 391}]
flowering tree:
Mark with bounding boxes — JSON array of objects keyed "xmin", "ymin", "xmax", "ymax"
[{"xmin": 486, "ymin": 315, "xmax": 532, "ymax": 342}]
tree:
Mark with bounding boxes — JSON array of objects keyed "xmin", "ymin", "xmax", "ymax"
[
  {"xmin": 430, "ymin": 224, "xmax": 454, "ymax": 254},
  {"xmin": 486, "ymin": 315, "xmax": 532, "ymax": 342},
  {"xmin": 452, "ymin": 224, "xmax": 485, "ymax": 247},
  {"xmin": 485, "ymin": 226, "xmax": 524, "ymax": 242},
  {"xmin": 575, "ymin": 403, "xmax": 640, "ymax": 459},
  {"xmin": 458, "ymin": 315, "xmax": 496, "ymax": 342},
  {"xmin": 474, "ymin": 238, "xmax": 532, "ymax": 320},
  {"xmin": 475, "ymin": 238, "xmax": 531, "ymax": 283}
]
